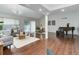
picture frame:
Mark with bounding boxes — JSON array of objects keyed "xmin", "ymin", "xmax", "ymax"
[
  {"xmin": 48, "ymin": 21, "xmax": 51, "ymax": 25},
  {"xmin": 52, "ymin": 20, "xmax": 55, "ymax": 25}
]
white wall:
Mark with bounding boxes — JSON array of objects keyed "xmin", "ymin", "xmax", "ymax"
[
  {"xmin": 48, "ymin": 11, "xmax": 79, "ymax": 35},
  {"xmin": 36, "ymin": 17, "xmax": 45, "ymax": 28},
  {"xmin": 36, "ymin": 16, "xmax": 48, "ymax": 39}
]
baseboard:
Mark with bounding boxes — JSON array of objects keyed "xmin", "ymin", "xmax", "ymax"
[
  {"xmin": 48, "ymin": 32, "xmax": 79, "ymax": 37},
  {"xmin": 48, "ymin": 32, "xmax": 56, "ymax": 34}
]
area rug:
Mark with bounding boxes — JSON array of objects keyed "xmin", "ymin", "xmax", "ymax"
[{"xmin": 13, "ymin": 36, "xmax": 40, "ymax": 48}]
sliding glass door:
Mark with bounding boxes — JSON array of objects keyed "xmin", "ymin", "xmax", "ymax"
[{"xmin": 24, "ymin": 20, "xmax": 36, "ymax": 37}]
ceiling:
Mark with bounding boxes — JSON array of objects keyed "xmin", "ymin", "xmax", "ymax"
[
  {"xmin": 49, "ymin": 4, "xmax": 79, "ymax": 15},
  {"xmin": 0, "ymin": 4, "xmax": 78, "ymax": 20},
  {"xmin": 42, "ymin": 4, "xmax": 74, "ymax": 11},
  {"xmin": 0, "ymin": 4, "xmax": 43, "ymax": 19}
]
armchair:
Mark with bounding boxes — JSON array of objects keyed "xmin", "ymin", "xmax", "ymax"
[{"xmin": 0, "ymin": 36, "xmax": 13, "ymax": 47}]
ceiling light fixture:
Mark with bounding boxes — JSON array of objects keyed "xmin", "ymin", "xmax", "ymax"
[
  {"xmin": 39, "ymin": 8, "xmax": 42, "ymax": 11},
  {"xmin": 61, "ymin": 9, "xmax": 65, "ymax": 12}
]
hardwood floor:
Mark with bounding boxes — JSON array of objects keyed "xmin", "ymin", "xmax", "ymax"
[
  {"xmin": 3, "ymin": 32, "xmax": 79, "ymax": 55},
  {"xmin": 3, "ymin": 39, "xmax": 46, "ymax": 55},
  {"xmin": 48, "ymin": 32, "xmax": 79, "ymax": 55}
]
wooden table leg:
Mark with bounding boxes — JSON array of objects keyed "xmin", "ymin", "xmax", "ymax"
[
  {"xmin": 0, "ymin": 45, "xmax": 3, "ymax": 55},
  {"xmin": 72, "ymin": 30, "xmax": 74, "ymax": 38},
  {"xmin": 66, "ymin": 31, "xmax": 68, "ymax": 36}
]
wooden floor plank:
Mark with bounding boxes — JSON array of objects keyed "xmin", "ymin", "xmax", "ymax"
[
  {"xmin": 3, "ymin": 32, "xmax": 79, "ymax": 55},
  {"xmin": 3, "ymin": 39, "xmax": 46, "ymax": 55},
  {"xmin": 48, "ymin": 32, "xmax": 79, "ymax": 55}
]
